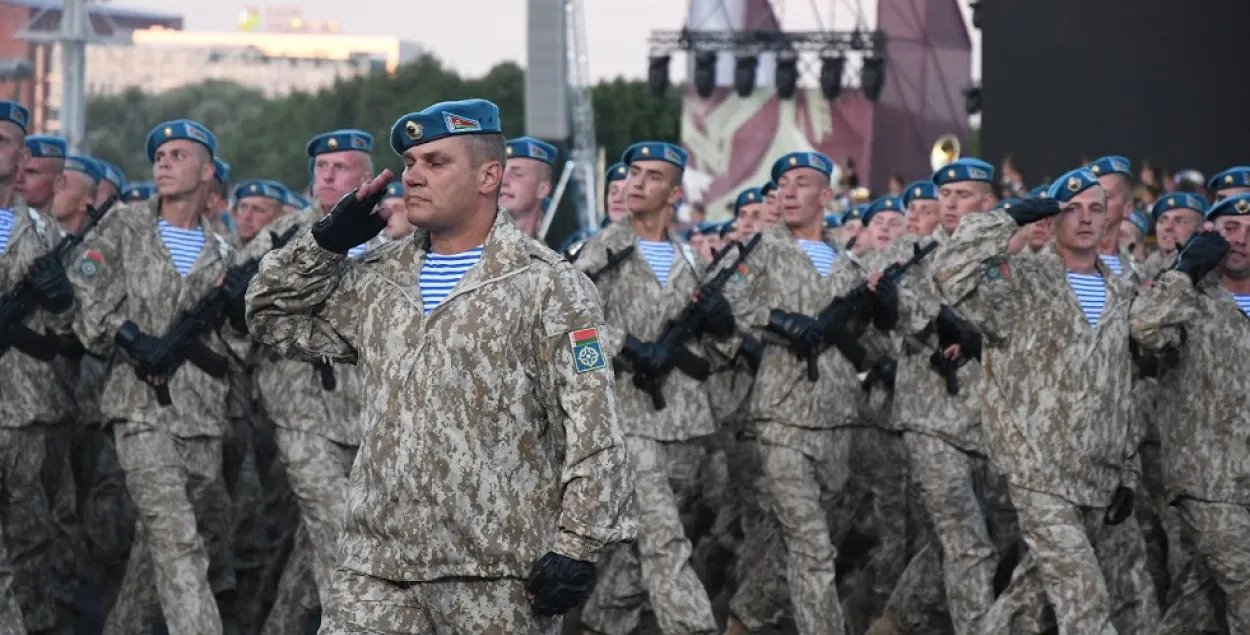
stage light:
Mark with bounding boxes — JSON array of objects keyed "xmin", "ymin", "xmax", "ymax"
[
  {"xmin": 775, "ymin": 55, "xmax": 798, "ymax": 100},
  {"xmin": 861, "ymin": 56, "xmax": 886, "ymax": 101},
  {"xmin": 963, "ymin": 84, "xmax": 982, "ymax": 115},
  {"xmin": 819, "ymin": 55, "xmax": 845, "ymax": 100},
  {"xmin": 734, "ymin": 55, "xmax": 758, "ymax": 97},
  {"xmin": 647, "ymin": 55, "xmax": 670, "ymax": 98},
  {"xmin": 693, "ymin": 51, "xmax": 717, "ymax": 98}
]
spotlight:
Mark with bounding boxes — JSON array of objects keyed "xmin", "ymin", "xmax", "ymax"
[
  {"xmin": 734, "ymin": 55, "xmax": 758, "ymax": 97},
  {"xmin": 693, "ymin": 51, "xmax": 717, "ymax": 98},
  {"xmin": 775, "ymin": 55, "xmax": 798, "ymax": 100},
  {"xmin": 860, "ymin": 56, "xmax": 886, "ymax": 101},
  {"xmin": 647, "ymin": 55, "xmax": 670, "ymax": 98},
  {"xmin": 963, "ymin": 84, "xmax": 982, "ymax": 115},
  {"xmin": 819, "ymin": 55, "xmax": 845, "ymax": 100}
]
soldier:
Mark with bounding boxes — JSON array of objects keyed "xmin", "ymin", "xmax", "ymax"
[
  {"xmin": 733, "ymin": 187, "xmax": 764, "ymax": 237},
  {"xmin": 1022, "ymin": 185, "xmax": 1053, "ymax": 253},
  {"xmin": 67, "ymin": 118, "xmax": 236, "ymax": 635},
  {"xmin": 206, "ymin": 158, "xmax": 238, "ymax": 246},
  {"xmin": 16, "ymin": 134, "xmax": 65, "ymax": 212},
  {"xmin": 1205, "ymin": 166, "xmax": 1250, "ymax": 203},
  {"xmin": 0, "ymin": 100, "xmax": 77, "ymax": 634},
  {"xmin": 246, "ymin": 98, "xmax": 634, "ymax": 633},
  {"xmin": 604, "ymin": 161, "xmax": 630, "ymax": 222},
  {"xmin": 233, "ymin": 179, "xmax": 288, "ymax": 246},
  {"xmin": 1145, "ymin": 193, "xmax": 1207, "ymax": 277},
  {"xmin": 95, "ymin": 160, "xmax": 125, "ymax": 209},
  {"xmin": 760, "ymin": 180, "xmax": 780, "ymax": 228},
  {"xmin": 574, "ymin": 140, "xmax": 730, "ymax": 635},
  {"xmin": 379, "ymin": 181, "xmax": 414, "ymax": 238},
  {"xmin": 1132, "ymin": 195, "xmax": 1250, "ymax": 633},
  {"xmin": 1088, "ymin": 156, "xmax": 1145, "ymax": 282},
  {"xmin": 502, "ymin": 136, "xmax": 557, "ymax": 238},
  {"xmin": 1120, "ymin": 209, "xmax": 1149, "ymax": 262},
  {"xmin": 932, "ymin": 167, "xmax": 1159, "ymax": 634}
]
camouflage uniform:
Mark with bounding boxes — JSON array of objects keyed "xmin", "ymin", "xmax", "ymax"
[
  {"xmin": 1132, "ymin": 269, "xmax": 1250, "ymax": 633},
  {"xmin": 67, "ymin": 198, "xmax": 238, "ymax": 635},
  {"xmin": 933, "ymin": 209, "xmax": 1159, "ymax": 634},
  {"xmin": 246, "ymin": 210, "xmax": 635, "ymax": 633},
  {"xmin": 0, "ymin": 202, "xmax": 71, "ymax": 632}
]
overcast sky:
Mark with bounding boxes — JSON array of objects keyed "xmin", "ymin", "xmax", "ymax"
[{"xmin": 111, "ymin": 0, "xmax": 980, "ymax": 82}]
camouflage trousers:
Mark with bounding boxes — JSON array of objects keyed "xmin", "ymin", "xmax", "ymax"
[
  {"xmin": 981, "ymin": 485, "xmax": 1159, "ymax": 635},
  {"xmin": 106, "ymin": 426, "xmax": 226, "ymax": 635},
  {"xmin": 0, "ymin": 426, "xmax": 57, "ymax": 632},
  {"xmin": 581, "ymin": 435, "xmax": 718, "ymax": 635},
  {"xmin": 320, "ymin": 569, "xmax": 562, "ymax": 634},
  {"xmin": 1154, "ymin": 499, "xmax": 1250, "ymax": 634},
  {"xmin": 262, "ymin": 525, "xmax": 321, "ymax": 635},
  {"xmin": 43, "ymin": 419, "xmax": 83, "ymax": 630}
]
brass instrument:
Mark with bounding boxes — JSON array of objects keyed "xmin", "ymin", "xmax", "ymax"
[{"xmin": 930, "ymin": 134, "xmax": 961, "ymax": 171}]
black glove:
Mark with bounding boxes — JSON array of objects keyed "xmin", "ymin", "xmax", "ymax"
[
  {"xmin": 311, "ymin": 186, "xmax": 387, "ymax": 254},
  {"xmin": 621, "ymin": 334, "xmax": 670, "ymax": 377},
  {"xmin": 30, "ymin": 256, "xmax": 74, "ymax": 314},
  {"xmin": 766, "ymin": 309, "xmax": 823, "ymax": 354},
  {"xmin": 1104, "ymin": 486, "xmax": 1135, "ymax": 526},
  {"xmin": 935, "ymin": 305, "xmax": 981, "ymax": 362},
  {"xmin": 870, "ymin": 275, "xmax": 900, "ymax": 332},
  {"xmin": 114, "ymin": 322, "xmax": 170, "ymax": 376},
  {"xmin": 221, "ymin": 266, "xmax": 253, "ymax": 333},
  {"xmin": 736, "ymin": 334, "xmax": 763, "ymax": 375},
  {"xmin": 861, "ymin": 358, "xmax": 897, "ymax": 392},
  {"xmin": 1003, "ymin": 197, "xmax": 1061, "ymax": 226},
  {"xmin": 694, "ymin": 287, "xmax": 735, "ymax": 338},
  {"xmin": 525, "ymin": 552, "xmax": 596, "ymax": 616},
  {"xmin": 1171, "ymin": 231, "xmax": 1230, "ymax": 286}
]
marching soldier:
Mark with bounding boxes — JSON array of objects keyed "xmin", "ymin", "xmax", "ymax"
[
  {"xmin": 206, "ymin": 158, "xmax": 239, "ymax": 247},
  {"xmin": 1088, "ymin": 156, "xmax": 1145, "ymax": 283},
  {"xmin": 502, "ymin": 136, "xmax": 558, "ymax": 238},
  {"xmin": 16, "ymin": 134, "xmax": 65, "ymax": 212},
  {"xmin": 1206, "ymin": 166, "xmax": 1250, "ymax": 203},
  {"xmin": 96, "ymin": 160, "xmax": 125, "ymax": 208},
  {"xmin": 1145, "ymin": 193, "xmax": 1208, "ymax": 277},
  {"xmin": 604, "ymin": 162, "xmax": 630, "ymax": 222}
]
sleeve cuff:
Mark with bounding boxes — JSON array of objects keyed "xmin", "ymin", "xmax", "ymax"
[{"xmin": 552, "ymin": 530, "xmax": 604, "ymax": 563}]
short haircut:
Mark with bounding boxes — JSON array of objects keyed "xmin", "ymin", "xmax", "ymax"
[
  {"xmin": 466, "ymin": 133, "xmax": 507, "ymax": 170},
  {"xmin": 209, "ymin": 178, "xmax": 228, "ymax": 199}
]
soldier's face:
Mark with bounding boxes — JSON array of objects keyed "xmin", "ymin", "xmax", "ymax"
[
  {"xmin": 1118, "ymin": 221, "xmax": 1143, "ymax": 253},
  {"xmin": 777, "ymin": 168, "xmax": 832, "ymax": 230},
  {"xmin": 0, "ymin": 123, "xmax": 23, "ymax": 183},
  {"xmin": 235, "ymin": 196, "xmax": 283, "ymax": 242},
  {"xmin": 866, "ymin": 211, "xmax": 906, "ymax": 249},
  {"xmin": 690, "ymin": 233, "xmax": 710, "ymax": 262},
  {"xmin": 500, "ymin": 158, "xmax": 551, "ymax": 216},
  {"xmin": 1214, "ymin": 186, "xmax": 1250, "ymax": 203},
  {"xmin": 937, "ymin": 181, "xmax": 992, "ymax": 234},
  {"xmin": 49, "ymin": 171, "xmax": 94, "ymax": 224},
  {"xmin": 400, "ymin": 137, "xmax": 501, "ymax": 231},
  {"xmin": 312, "ymin": 151, "xmax": 370, "ymax": 211},
  {"xmin": 1097, "ymin": 174, "xmax": 1132, "ymax": 229},
  {"xmin": 738, "ymin": 203, "xmax": 763, "ymax": 234},
  {"xmin": 17, "ymin": 157, "xmax": 62, "ymax": 209},
  {"xmin": 1155, "ymin": 208, "xmax": 1202, "ymax": 252},
  {"xmin": 152, "ymin": 140, "xmax": 211, "ymax": 199},
  {"xmin": 1053, "ymin": 186, "xmax": 1107, "ymax": 252},
  {"xmin": 1214, "ymin": 215, "xmax": 1250, "ymax": 276},
  {"xmin": 905, "ymin": 199, "xmax": 940, "ymax": 235},
  {"xmin": 763, "ymin": 193, "xmax": 780, "ymax": 226},
  {"xmin": 606, "ymin": 181, "xmax": 629, "ymax": 221},
  {"xmin": 625, "ymin": 160, "xmax": 680, "ymax": 216}
]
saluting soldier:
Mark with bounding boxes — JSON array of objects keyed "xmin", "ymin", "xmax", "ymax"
[{"xmin": 502, "ymin": 136, "xmax": 558, "ymax": 238}]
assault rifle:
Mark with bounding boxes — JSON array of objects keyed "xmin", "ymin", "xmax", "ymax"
[
  {"xmin": 616, "ymin": 233, "xmax": 761, "ymax": 410},
  {"xmin": 0, "ymin": 195, "xmax": 118, "ymax": 362},
  {"xmin": 586, "ymin": 246, "xmax": 635, "ymax": 283},
  {"xmin": 929, "ymin": 304, "xmax": 982, "ymax": 395},
  {"xmin": 116, "ymin": 225, "xmax": 299, "ymax": 406}
]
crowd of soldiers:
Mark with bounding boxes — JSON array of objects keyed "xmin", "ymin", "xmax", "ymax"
[{"xmin": 0, "ymin": 91, "xmax": 1248, "ymax": 635}]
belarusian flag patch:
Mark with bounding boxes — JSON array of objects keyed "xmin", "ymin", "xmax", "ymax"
[{"xmin": 569, "ymin": 327, "xmax": 606, "ymax": 373}]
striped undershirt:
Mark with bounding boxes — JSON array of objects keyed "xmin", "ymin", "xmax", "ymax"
[
  {"xmin": 1067, "ymin": 270, "xmax": 1106, "ymax": 327},
  {"xmin": 0, "ymin": 208, "xmax": 12, "ymax": 254},
  {"xmin": 420, "ymin": 246, "xmax": 484, "ymax": 315},
  {"xmin": 1234, "ymin": 294, "xmax": 1250, "ymax": 317},
  {"xmin": 158, "ymin": 218, "xmax": 205, "ymax": 277},
  {"xmin": 638, "ymin": 240, "xmax": 674, "ymax": 286},
  {"xmin": 1099, "ymin": 253, "xmax": 1123, "ymax": 276},
  {"xmin": 797, "ymin": 239, "xmax": 837, "ymax": 277},
  {"xmin": 347, "ymin": 243, "xmax": 369, "ymax": 258}
]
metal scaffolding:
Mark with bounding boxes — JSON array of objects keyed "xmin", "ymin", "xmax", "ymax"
[{"xmin": 564, "ymin": 0, "xmax": 599, "ymax": 230}]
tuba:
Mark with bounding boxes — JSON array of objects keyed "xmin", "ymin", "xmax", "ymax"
[{"xmin": 930, "ymin": 134, "xmax": 961, "ymax": 171}]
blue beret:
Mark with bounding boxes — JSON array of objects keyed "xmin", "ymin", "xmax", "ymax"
[
  {"xmin": 690, "ymin": 221, "xmax": 717, "ymax": 235},
  {"xmin": 64, "ymin": 155, "xmax": 102, "ymax": 183},
  {"xmin": 390, "ymin": 99, "xmax": 501, "ymax": 156},
  {"xmin": 734, "ymin": 187, "xmax": 764, "ymax": 215},
  {"xmin": 97, "ymin": 161, "xmax": 125, "ymax": 190},
  {"xmin": 621, "ymin": 141, "xmax": 687, "ymax": 171},
  {"xmin": 1027, "ymin": 184, "xmax": 1050, "ymax": 199},
  {"xmin": 213, "ymin": 158, "xmax": 230, "ymax": 184},
  {"xmin": 902, "ymin": 180, "xmax": 938, "ymax": 206},
  {"xmin": 0, "ymin": 101, "xmax": 29, "ymax": 133},
  {"xmin": 284, "ymin": 190, "xmax": 311, "ymax": 209},
  {"xmin": 121, "ymin": 181, "xmax": 156, "ymax": 203},
  {"xmin": 761, "ymin": 181, "xmax": 778, "ymax": 197},
  {"xmin": 233, "ymin": 179, "xmax": 288, "ymax": 204},
  {"xmin": 997, "ymin": 197, "xmax": 1022, "ymax": 211},
  {"xmin": 383, "ymin": 181, "xmax": 403, "ymax": 200},
  {"xmin": 1207, "ymin": 167, "xmax": 1250, "ymax": 192},
  {"xmin": 306, "ymin": 129, "xmax": 373, "ymax": 157},
  {"xmin": 1150, "ymin": 193, "xmax": 1207, "ymax": 220},
  {"xmin": 1047, "ymin": 167, "xmax": 1101, "ymax": 203},
  {"xmin": 505, "ymin": 136, "xmax": 558, "ymax": 165},
  {"xmin": 824, "ymin": 212, "xmax": 842, "ymax": 229},
  {"xmin": 932, "ymin": 158, "xmax": 995, "ymax": 186},
  {"xmin": 145, "ymin": 119, "xmax": 216, "ymax": 162},
  {"xmin": 842, "ymin": 203, "xmax": 867, "ymax": 224},
  {"xmin": 863, "ymin": 196, "xmax": 905, "ymax": 226},
  {"xmin": 1205, "ymin": 193, "xmax": 1250, "ymax": 220},
  {"xmin": 25, "ymin": 135, "xmax": 66, "ymax": 159},
  {"xmin": 1087, "ymin": 155, "xmax": 1132, "ymax": 179},
  {"xmin": 771, "ymin": 151, "xmax": 833, "ymax": 183},
  {"xmin": 718, "ymin": 219, "xmax": 738, "ymax": 238},
  {"xmin": 605, "ymin": 162, "xmax": 628, "ymax": 183},
  {"xmin": 1127, "ymin": 209, "xmax": 1150, "ymax": 236}
]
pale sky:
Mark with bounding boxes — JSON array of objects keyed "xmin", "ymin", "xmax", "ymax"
[{"xmin": 111, "ymin": 0, "xmax": 981, "ymax": 82}]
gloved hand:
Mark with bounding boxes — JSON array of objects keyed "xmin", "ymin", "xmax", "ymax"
[
  {"xmin": 1171, "ymin": 231, "xmax": 1229, "ymax": 285},
  {"xmin": 693, "ymin": 287, "xmax": 735, "ymax": 338},
  {"xmin": 1003, "ymin": 197, "xmax": 1061, "ymax": 226},
  {"xmin": 221, "ymin": 267, "xmax": 254, "ymax": 333},
  {"xmin": 861, "ymin": 357, "xmax": 897, "ymax": 392},
  {"xmin": 936, "ymin": 305, "xmax": 982, "ymax": 361},
  {"xmin": 870, "ymin": 275, "xmax": 900, "ymax": 332},
  {"xmin": 114, "ymin": 322, "xmax": 170, "ymax": 376},
  {"xmin": 312, "ymin": 186, "xmax": 387, "ymax": 254},
  {"xmin": 621, "ymin": 334, "xmax": 670, "ymax": 377},
  {"xmin": 766, "ymin": 309, "xmax": 823, "ymax": 354},
  {"xmin": 30, "ymin": 256, "xmax": 74, "ymax": 314},
  {"xmin": 525, "ymin": 552, "xmax": 596, "ymax": 616},
  {"xmin": 1104, "ymin": 486, "xmax": 1135, "ymax": 526},
  {"xmin": 736, "ymin": 334, "xmax": 763, "ymax": 375}
]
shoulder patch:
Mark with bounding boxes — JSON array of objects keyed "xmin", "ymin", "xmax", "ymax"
[
  {"xmin": 984, "ymin": 257, "xmax": 1010, "ymax": 281},
  {"xmin": 77, "ymin": 249, "xmax": 103, "ymax": 278},
  {"xmin": 569, "ymin": 327, "xmax": 607, "ymax": 373}
]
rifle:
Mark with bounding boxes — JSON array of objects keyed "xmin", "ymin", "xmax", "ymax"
[
  {"xmin": 0, "ymin": 195, "xmax": 118, "ymax": 362},
  {"xmin": 116, "ymin": 225, "xmax": 299, "ymax": 406},
  {"xmin": 929, "ymin": 304, "xmax": 981, "ymax": 395},
  {"xmin": 797, "ymin": 240, "xmax": 938, "ymax": 381},
  {"xmin": 616, "ymin": 233, "xmax": 761, "ymax": 410},
  {"xmin": 586, "ymin": 246, "xmax": 635, "ymax": 283}
]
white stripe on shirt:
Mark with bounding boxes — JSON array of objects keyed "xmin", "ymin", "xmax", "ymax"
[
  {"xmin": 0, "ymin": 208, "xmax": 13, "ymax": 254},
  {"xmin": 1067, "ymin": 271, "xmax": 1106, "ymax": 327},
  {"xmin": 1099, "ymin": 253, "xmax": 1123, "ymax": 276},
  {"xmin": 158, "ymin": 218, "xmax": 206, "ymax": 277},
  {"xmin": 638, "ymin": 240, "xmax": 674, "ymax": 286},
  {"xmin": 797, "ymin": 239, "xmax": 836, "ymax": 277},
  {"xmin": 419, "ymin": 246, "xmax": 484, "ymax": 315},
  {"xmin": 1234, "ymin": 294, "xmax": 1250, "ymax": 318}
]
